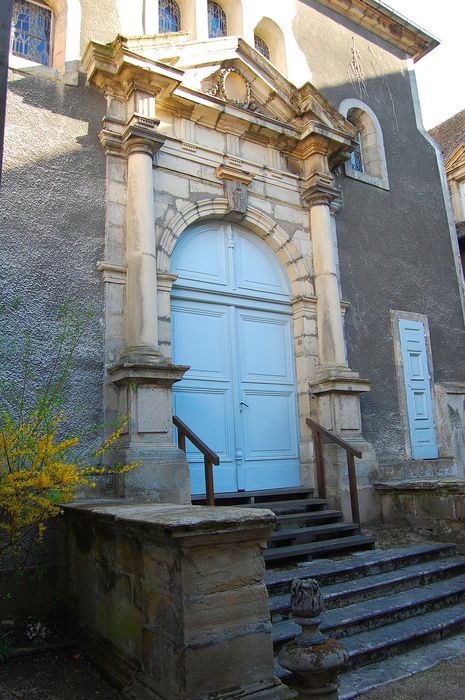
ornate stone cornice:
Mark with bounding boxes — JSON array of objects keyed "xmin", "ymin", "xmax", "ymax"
[
  {"xmin": 314, "ymin": 0, "xmax": 438, "ymax": 62},
  {"xmin": 83, "ymin": 35, "xmax": 356, "ymax": 165},
  {"xmin": 82, "ymin": 34, "xmax": 184, "ymax": 101}
]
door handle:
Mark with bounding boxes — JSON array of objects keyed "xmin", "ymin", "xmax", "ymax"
[{"xmin": 240, "ymin": 402, "xmax": 249, "ymax": 408}]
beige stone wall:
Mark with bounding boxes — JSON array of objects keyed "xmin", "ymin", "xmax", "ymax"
[
  {"xmin": 376, "ymin": 480, "xmax": 465, "ymax": 553},
  {"xmin": 66, "ymin": 502, "xmax": 287, "ymax": 700}
]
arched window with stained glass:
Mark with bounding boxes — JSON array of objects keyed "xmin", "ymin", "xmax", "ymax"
[
  {"xmin": 208, "ymin": 1, "xmax": 227, "ymax": 38},
  {"xmin": 159, "ymin": 0, "xmax": 181, "ymax": 33},
  {"xmin": 10, "ymin": 0, "xmax": 53, "ymax": 67},
  {"xmin": 339, "ymin": 98, "xmax": 390, "ymax": 190},
  {"xmin": 254, "ymin": 34, "xmax": 270, "ymax": 61}
]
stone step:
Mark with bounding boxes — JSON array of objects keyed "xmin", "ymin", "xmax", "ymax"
[
  {"xmin": 343, "ymin": 599, "xmax": 465, "ymax": 669},
  {"xmin": 191, "ymin": 486, "xmax": 314, "ymax": 505},
  {"xmin": 265, "ymin": 542, "xmax": 457, "ymax": 594},
  {"xmin": 264, "ymin": 534, "xmax": 375, "ymax": 564},
  {"xmin": 242, "ymin": 498, "xmax": 328, "ymax": 513},
  {"xmin": 276, "ymin": 598, "xmax": 465, "ymax": 678},
  {"xmin": 274, "ymin": 509, "xmax": 344, "ymax": 528},
  {"xmin": 273, "ymin": 574, "xmax": 465, "ymax": 647},
  {"xmin": 339, "ymin": 630, "xmax": 465, "ymax": 699},
  {"xmin": 268, "ymin": 555, "xmax": 465, "ymax": 621},
  {"xmin": 269, "ymin": 522, "xmax": 358, "ymax": 545}
]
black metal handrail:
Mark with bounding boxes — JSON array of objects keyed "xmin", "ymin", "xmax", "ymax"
[
  {"xmin": 306, "ymin": 417, "xmax": 362, "ymax": 530},
  {"xmin": 173, "ymin": 415, "xmax": 220, "ymax": 505}
]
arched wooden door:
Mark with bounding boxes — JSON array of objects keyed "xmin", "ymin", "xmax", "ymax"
[{"xmin": 170, "ymin": 222, "xmax": 301, "ymax": 494}]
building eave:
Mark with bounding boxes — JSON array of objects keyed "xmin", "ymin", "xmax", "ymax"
[{"xmin": 314, "ymin": 0, "xmax": 439, "ymax": 61}]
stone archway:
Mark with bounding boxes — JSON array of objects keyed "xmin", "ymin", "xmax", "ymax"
[{"xmin": 158, "ymin": 200, "xmax": 318, "ymax": 491}]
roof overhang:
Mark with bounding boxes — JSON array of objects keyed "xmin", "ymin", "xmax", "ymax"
[{"xmin": 314, "ymin": 0, "xmax": 439, "ymax": 61}]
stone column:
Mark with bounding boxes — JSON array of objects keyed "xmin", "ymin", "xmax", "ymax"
[
  {"xmin": 300, "ymin": 135, "xmax": 378, "ymax": 522},
  {"xmin": 122, "ymin": 116, "xmax": 164, "ymax": 364},
  {"xmin": 195, "ymin": 0, "xmax": 209, "ymax": 40},
  {"xmin": 107, "ymin": 114, "xmax": 191, "ymax": 503},
  {"xmin": 304, "ymin": 186, "xmax": 347, "ymax": 372}
]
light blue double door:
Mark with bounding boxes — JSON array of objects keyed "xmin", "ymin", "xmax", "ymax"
[{"xmin": 171, "ymin": 223, "xmax": 301, "ymax": 495}]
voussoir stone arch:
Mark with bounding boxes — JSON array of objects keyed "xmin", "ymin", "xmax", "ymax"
[{"xmin": 158, "ymin": 198, "xmax": 313, "ymax": 298}]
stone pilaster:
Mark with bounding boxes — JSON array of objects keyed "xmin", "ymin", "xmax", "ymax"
[{"xmin": 301, "ymin": 135, "xmax": 379, "ymax": 522}]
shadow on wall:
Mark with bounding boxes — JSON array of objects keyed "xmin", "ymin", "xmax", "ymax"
[{"xmin": 1, "ymin": 72, "xmax": 107, "ymax": 439}]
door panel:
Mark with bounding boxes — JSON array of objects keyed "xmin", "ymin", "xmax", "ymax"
[
  {"xmin": 237, "ymin": 308, "xmax": 300, "ymax": 490},
  {"xmin": 172, "ymin": 300, "xmax": 238, "ymax": 494},
  {"xmin": 171, "ymin": 303, "xmax": 230, "ymax": 380},
  {"xmin": 172, "ymin": 386, "xmax": 237, "ymax": 494},
  {"xmin": 399, "ymin": 318, "xmax": 438, "ymax": 460},
  {"xmin": 171, "ymin": 223, "xmax": 301, "ymax": 494},
  {"xmin": 237, "ymin": 312, "xmax": 294, "ymax": 383}
]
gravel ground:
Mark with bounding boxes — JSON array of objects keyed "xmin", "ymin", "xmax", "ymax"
[
  {"xmin": 360, "ymin": 655, "xmax": 465, "ymax": 699},
  {"xmin": 0, "ymin": 648, "xmax": 125, "ymax": 699},
  {"xmin": 2, "ymin": 643, "xmax": 465, "ymax": 699}
]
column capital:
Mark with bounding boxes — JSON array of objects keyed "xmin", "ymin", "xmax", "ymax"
[
  {"xmin": 302, "ymin": 180, "xmax": 342, "ymax": 207},
  {"xmin": 98, "ymin": 114, "xmax": 166, "ymax": 158},
  {"xmin": 123, "ymin": 114, "xmax": 166, "ymax": 157}
]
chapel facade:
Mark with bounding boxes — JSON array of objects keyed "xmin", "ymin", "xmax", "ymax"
[{"xmin": 3, "ymin": 0, "xmax": 465, "ymax": 523}]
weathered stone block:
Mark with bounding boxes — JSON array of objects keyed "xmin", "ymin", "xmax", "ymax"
[
  {"xmin": 185, "ymin": 629, "xmax": 275, "ymax": 698},
  {"xmin": 65, "ymin": 502, "xmax": 285, "ymax": 700},
  {"xmin": 181, "ymin": 542, "xmax": 265, "ymax": 595}
]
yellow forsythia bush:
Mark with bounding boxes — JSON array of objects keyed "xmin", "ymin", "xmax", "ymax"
[{"xmin": 0, "ymin": 299, "xmax": 137, "ymax": 568}]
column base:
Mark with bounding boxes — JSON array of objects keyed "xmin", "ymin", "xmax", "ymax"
[
  {"xmin": 108, "ymin": 358, "xmax": 191, "ymax": 503},
  {"xmin": 118, "ymin": 345, "xmax": 166, "ymax": 366},
  {"xmin": 310, "ymin": 371, "xmax": 381, "ymax": 523}
]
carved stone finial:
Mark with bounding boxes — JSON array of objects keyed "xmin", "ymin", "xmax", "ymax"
[
  {"xmin": 290, "ymin": 578, "xmax": 326, "ymax": 646},
  {"xmin": 279, "ymin": 578, "xmax": 348, "ymax": 700},
  {"xmin": 291, "ymin": 577, "xmax": 325, "ymax": 619}
]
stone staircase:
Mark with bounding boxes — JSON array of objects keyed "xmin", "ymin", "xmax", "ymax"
[
  {"xmin": 194, "ymin": 486, "xmax": 465, "ymax": 696},
  {"xmin": 192, "ymin": 486, "xmax": 375, "ymax": 563},
  {"xmin": 267, "ymin": 541, "xmax": 465, "ymax": 698}
]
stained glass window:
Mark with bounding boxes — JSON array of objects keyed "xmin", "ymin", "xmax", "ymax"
[
  {"xmin": 159, "ymin": 0, "xmax": 181, "ymax": 33},
  {"xmin": 254, "ymin": 35, "xmax": 270, "ymax": 61},
  {"xmin": 208, "ymin": 1, "xmax": 227, "ymax": 39},
  {"xmin": 10, "ymin": 0, "xmax": 52, "ymax": 66},
  {"xmin": 350, "ymin": 131, "xmax": 364, "ymax": 173}
]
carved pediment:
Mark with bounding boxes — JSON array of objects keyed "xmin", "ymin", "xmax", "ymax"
[{"xmin": 83, "ymin": 33, "xmax": 357, "ymax": 166}]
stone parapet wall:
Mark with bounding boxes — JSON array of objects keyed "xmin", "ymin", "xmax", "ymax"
[
  {"xmin": 65, "ymin": 501, "xmax": 289, "ymax": 700},
  {"xmin": 375, "ymin": 479, "xmax": 465, "ymax": 552}
]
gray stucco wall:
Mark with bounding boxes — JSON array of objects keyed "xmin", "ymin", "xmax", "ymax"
[
  {"xmin": 1, "ymin": 71, "xmax": 106, "ymax": 456},
  {"xmin": 295, "ymin": 0, "xmax": 465, "ymax": 461}
]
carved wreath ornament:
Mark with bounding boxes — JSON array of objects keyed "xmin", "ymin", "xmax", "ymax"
[{"xmin": 205, "ymin": 67, "xmax": 252, "ymax": 109}]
